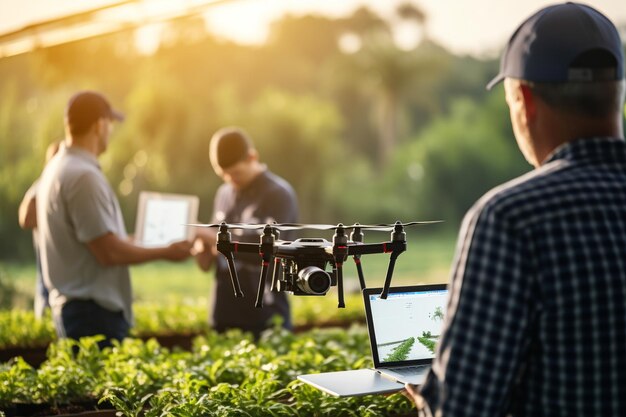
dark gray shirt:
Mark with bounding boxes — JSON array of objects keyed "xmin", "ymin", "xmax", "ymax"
[{"xmin": 210, "ymin": 169, "xmax": 298, "ymax": 331}]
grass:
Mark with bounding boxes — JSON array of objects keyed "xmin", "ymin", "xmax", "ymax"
[{"xmin": 1, "ymin": 230, "xmax": 457, "ymax": 308}]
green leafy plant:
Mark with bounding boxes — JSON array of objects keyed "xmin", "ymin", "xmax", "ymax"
[
  {"xmin": 384, "ymin": 337, "xmax": 415, "ymax": 362},
  {"xmin": 417, "ymin": 331, "xmax": 437, "ymax": 354},
  {"xmin": 0, "ymin": 296, "xmax": 368, "ymax": 352},
  {"xmin": 1, "ymin": 325, "xmax": 416, "ymax": 416},
  {"xmin": 0, "ymin": 357, "xmax": 36, "ymax": 408},
  {"xmin": 0, "ymin": 309, "xmax": 56, "ymax": 349}
]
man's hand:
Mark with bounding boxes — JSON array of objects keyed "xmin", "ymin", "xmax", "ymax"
[
  {"xmin": 164, "ymin": 240, "xmax": 194, "ymax": 261},
  {"xmin": 402, "ymin": 384, "xmax": 431, "ymax": 416},
  {"xmin": 194, "ymin": 228, "xmax": 217, "ymax": 250},
  {"xmin": 193, "ymin": 229, "xmax": 217, "ymax": 271},
  {"xmin": 18, "ymin": 193, "xmax": 37, "ymax": 229}
]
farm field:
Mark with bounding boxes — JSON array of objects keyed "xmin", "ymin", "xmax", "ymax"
[
  {"xmin": 0, "ymin": 232, "xmax": 456, "ymax": 416},
  {"xmin": 1, "ymin": 231, "xmax": 456, "ymax": 308}
]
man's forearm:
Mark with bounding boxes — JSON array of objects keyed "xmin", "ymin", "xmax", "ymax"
[{"xmin": 88, "ymin": 232, "xmax": 186, "ymax": 266}]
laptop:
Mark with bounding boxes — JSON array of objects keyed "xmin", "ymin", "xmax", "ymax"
[
  {"xmin": 298, "ymin": 284, "xmax": 448, "ymax": 396},
  {"xmin": 364, "ymin": 284, "xmax": 447, "ymax": 385}
]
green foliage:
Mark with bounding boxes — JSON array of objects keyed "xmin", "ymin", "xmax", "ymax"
[
  {"xmin": 0, "ymin": 3, "xmax": 545, "ymax": 279},
  {"xmin": 430, "ymin": 306, "xmax": 444, "ymax": 321},
  {"xmin": 0, "ymin": 268, "xmax": 17, "ymax": 309},
  {"xmin": 0, "ymin": 357, "xmax": 36, "ymax": 408},
  {"xmin": 384, "ymin": 337, "xmax": 415, "ymax": 362},
  {"xmin": 0, "ymin": 309, "xmax": 56, "ymax": 349},
  {"xmin": 244, "ymin": 88, "xmax": 346, "ymax": 222},
  {"xmin": 131, "ymin": 303, "xmax": 209, "ymax": 336},
  {"xmin": 1, "ymin": 329, "xmax": 416, "ymax": 416},
  {"xmin": 33, "ymin": 338, "xmax": 102, "ymax": 407},
  {"xmin": 0, "ymin": 83, "xmax": 67, "ymax": 259},
  {"xmin": 382, "ymin": 93, "xmax": 531, "ymax": 226},
  {"xmin": 0, "ymin": 294, "xmax": 368, "ymax": 350},
  {"xmin": 417, "ymin": 332, "xmax": 437, "ymax": 354}
]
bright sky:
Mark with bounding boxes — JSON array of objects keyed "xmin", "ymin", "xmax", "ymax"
[{"xmin": 1, "ymin": 0, "xmax": 626, "ymax": 57}]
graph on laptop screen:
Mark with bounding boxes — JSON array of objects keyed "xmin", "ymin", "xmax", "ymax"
[{"xmin": 369, "ymin": 289, "xmax": 447, "ymax": 363}]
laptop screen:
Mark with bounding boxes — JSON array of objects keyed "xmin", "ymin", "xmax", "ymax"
[{"xmin": 363, "ymin": 284, "xmax": 448, "ymax": 367}]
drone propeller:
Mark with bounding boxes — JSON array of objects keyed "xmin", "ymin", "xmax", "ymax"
[
  {"xmin": 186, "ymin": 222, "xmax": 307, "ymax": 232},
  {"xmin": 349, "ymin": 220, "xmax": 443, "ymax": 232},
  {"xmin": 264, "ymin": 220, "xmax": 443, "ymax": 231},
  {"xmin": 186, "ymin": 222, "xmax": 268, "ymax": 230},
  {"xmin": 187, "ymin": 220, "xmax": 442, "ymax": 233}
]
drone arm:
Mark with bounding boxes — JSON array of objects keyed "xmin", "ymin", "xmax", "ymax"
[
  {"xmin": 216, "ymin": 225, "xmax": 245, "ymax": 298},
  {"xmin": 335, "ymin": 262, "xmax": 345, "ymax": 308},
  {"xmin": 217, "ymin": 241, "xmax": 260, "ymax": 298},
  {"xmin": 270, "ymin": 258, "xmax": 281, "ymax": 292},
  {"xmin": 347, "ymin": 241, "xmax": 405, "ymax": 256},
  {"xmin": 381, "ymin": 250, "xmax": 403, "ymax": 299},
  {"xmin": 350, "ymin": 227, "xmax": 366, "ymax": 291},
  {"xmin": 255, "ymin": 226, "xmax": 276, "ymax": 308},
  {"xmin": 380, "ymin": 223, "xmax": 408, "ymax": 299},
  {"xmin": 226, "ymin": 242, "xmax": 260, "ymax": 254},
  {"xmin": 222, "ymin": 250, "xmax": 244, "ymax": 298},
  {"xmin": 332, "ymin": 227, "xmax": 349, "ymax": 309},
  {"xmin": 255, "ymin": 256, "xmax": 272, "ymax": 308},
  {"xmin": 347, "ymin": 242, "xmax": 406, "ymax": 298},
  {"xmin": 353, "ymin": 257, "xmax": 366, "ymax": 291}
]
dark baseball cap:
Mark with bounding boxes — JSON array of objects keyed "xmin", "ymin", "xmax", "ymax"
[
  {"xmin": 209, "ymin": 127, "xmax": 253, "ymax": 170},
  {"xmin": 487, "ymin": 2, "xmax": 624, "ymax": 90},
  {"xmin": 65, "ymin": 91, "xmax": 124, "ymax": 135}
]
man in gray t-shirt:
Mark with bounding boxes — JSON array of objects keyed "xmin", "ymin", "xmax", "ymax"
[
  {"xmin": 194, "ymin": 127, "xmax": 298, "ymax": 338},
  {"xmin": 37, "ymin": 91, "xmax": 193, "ymax": 347}
]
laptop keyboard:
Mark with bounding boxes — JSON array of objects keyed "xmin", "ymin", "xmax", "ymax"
[{"xmin": 388, "ymin": 365, "xmax": 428, "ymax": 376}]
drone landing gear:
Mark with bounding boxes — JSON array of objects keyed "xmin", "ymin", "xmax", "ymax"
[
  {"xmin": 255, "ymin": 226, "xmax": 276, "ymax": 308},
  {"xmin": 350, "ymin": 227, "xmax": 367, "ymax": 291},
  {"xmin": 331, "ymin": 222, "xmax": 406, "ymax": 307},
  {"xmin": 216, "ymin": 224, "xmax": 244, "ymax": 298}
]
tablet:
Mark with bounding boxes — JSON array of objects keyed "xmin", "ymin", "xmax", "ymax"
[{"xmin": 134, "ymin": 191, "xmax": 199, "ymax": 247}]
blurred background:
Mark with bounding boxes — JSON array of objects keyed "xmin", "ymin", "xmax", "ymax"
[{"xmin": 1, "ymin": 0, "xmax": 625, "ymax": 308}]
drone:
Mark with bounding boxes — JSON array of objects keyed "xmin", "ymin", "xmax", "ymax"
[{"xmin": 189, "ymin": 221, "xmax": 441, "ymax": 308}]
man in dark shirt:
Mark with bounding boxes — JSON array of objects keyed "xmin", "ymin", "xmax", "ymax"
[
  {"xmin": 403, "ymin": 3, "xmax": 626, "ymax": 416},
  {"xmin": 194, "ymin": 127, "xmax": 299, "ymax": 338}
]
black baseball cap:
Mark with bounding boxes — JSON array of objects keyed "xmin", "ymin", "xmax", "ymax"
[
  {"xmin": 487, "ymin": 2, "xmax": 624, "ymax": 90},
  {"xmin": 209, "ymin": 127, "xmax": 253, "ymax": 169},
  {"xmin": 65, "ymin": 91, "xmax": 124, "ymax": 135}
]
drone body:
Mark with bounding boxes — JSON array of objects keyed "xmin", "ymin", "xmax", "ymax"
[{"xmin": 191, "ymin": 221, "xmax": 441, "ymax": 308}]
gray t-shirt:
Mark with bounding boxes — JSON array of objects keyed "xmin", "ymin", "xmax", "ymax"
[{"xmin": 37, "ymin": 146, "xmax": 133, "ymax": 324}]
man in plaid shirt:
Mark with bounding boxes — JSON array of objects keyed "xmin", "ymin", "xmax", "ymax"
[{"xmin": 404, "ymin": 3, "xmax": 626, "ymax": 416}]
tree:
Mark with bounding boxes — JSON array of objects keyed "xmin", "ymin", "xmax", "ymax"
[{"xmin": 334, "ymin": 5, "xmax": 447, "ymax": 168}]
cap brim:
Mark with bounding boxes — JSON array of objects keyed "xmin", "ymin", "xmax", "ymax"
[
  {"xmin": 110, "ymin": 109, "xmax": 125, "ymax": 122},
  {"xmin": 486, "ymin": 74, "xmax": 504, "ymax": 90}
]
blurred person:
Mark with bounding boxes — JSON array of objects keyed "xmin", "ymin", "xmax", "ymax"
[
  {"xmin": 18, "ymin": 140, "xmax": 61, "ymax": 318},
  {"xmin": 403, "ymin": 3, "xmax": 626, "ymax": 416},
  {"xmin": 194, "ymin": 127, "xmax": 299, "ymax": 339},
  {"xmin": 37, "ymin": 91, "xmax": 193, "ymax": 348}
]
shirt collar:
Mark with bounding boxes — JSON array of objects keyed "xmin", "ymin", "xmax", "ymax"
[
  {"xmin": 544, "ymin": 137, "xmax": 626, "ymax": 165},
  {"xmin": 64, "ymin": 145, "xmax": 101, "ymax": 169},
  {"xmin": 237, "ymin": 165, "xmax": 268, "ymax": 196}
]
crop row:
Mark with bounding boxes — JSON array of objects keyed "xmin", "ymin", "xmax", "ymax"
[
  {"xmin": 416, "ymin": 331, "xmax": 437, "ymax": 355},
  {"xmin": 1, "ymin": 326, "xmax": 415, "ymax": 417},
  {"xmin": 384, "ymin": 338, "xmax": 416, "ymax": 362},
  {"xmin": 0, "ymin": 294, "xmax": 365, "ymax": 350}
]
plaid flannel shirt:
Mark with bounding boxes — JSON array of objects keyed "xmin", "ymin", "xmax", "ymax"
[{"xmin": 420, "ymin": 137, "xmax": 626, "ymax": 417}]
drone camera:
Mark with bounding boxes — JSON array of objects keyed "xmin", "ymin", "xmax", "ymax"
[{"xmin": 296, "ymin": 266, "xmax": 332, "ymax": 295}]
